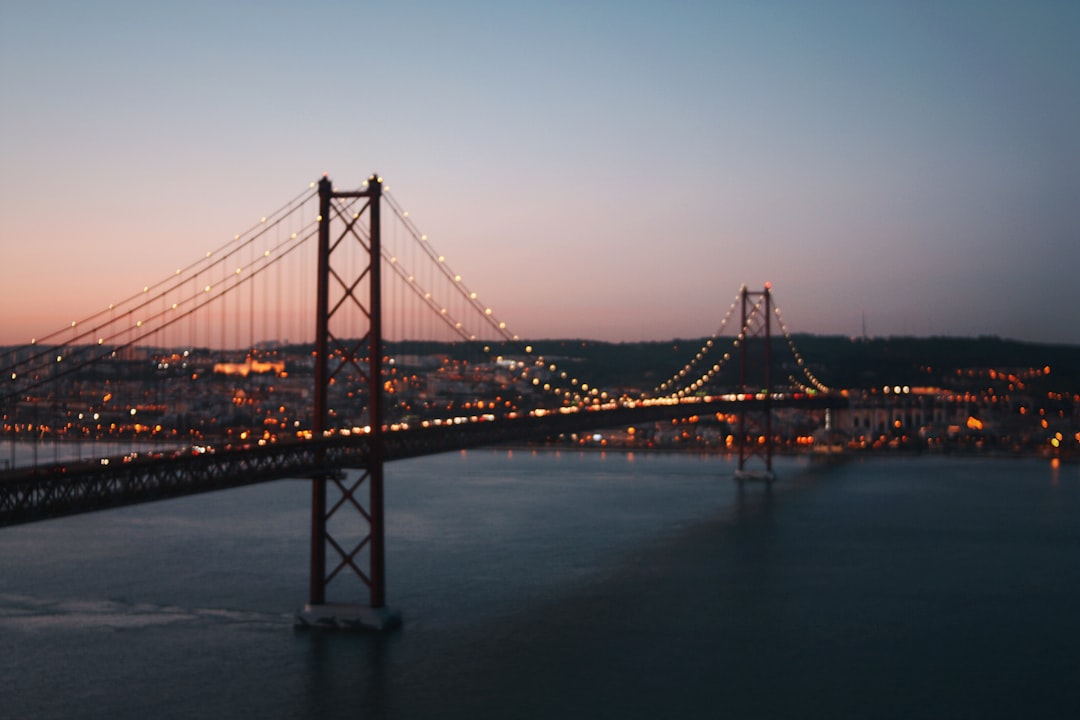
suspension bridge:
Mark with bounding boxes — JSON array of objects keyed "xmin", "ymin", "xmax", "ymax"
[{"xmin": 1, "ymin": 173, "xmax": 842, "ymax": 628}]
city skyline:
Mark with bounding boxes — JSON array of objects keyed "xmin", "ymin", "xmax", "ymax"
[{"xmin": 2, "ymin": 1, "xmax": 1078, "ymax": 346}]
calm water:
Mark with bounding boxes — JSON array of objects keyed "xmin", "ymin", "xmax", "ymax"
[{"xmin": 2, "ymin": 450, "xmax": 1078, "ymax": 719}]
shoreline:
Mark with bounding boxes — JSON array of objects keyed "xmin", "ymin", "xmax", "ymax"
[{"xmin": 495, "ymin": 440, "xmax": 1078, "ymax": 464}]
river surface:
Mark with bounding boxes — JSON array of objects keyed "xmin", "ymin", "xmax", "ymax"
[{"xmin": 2, "ymin": 449, "xmax": 1078, "ymax": 718}]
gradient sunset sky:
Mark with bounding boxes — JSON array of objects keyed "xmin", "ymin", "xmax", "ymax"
[{"xmin": 2, "ymin": 0, "xmax": 1078, "ymax": 345}]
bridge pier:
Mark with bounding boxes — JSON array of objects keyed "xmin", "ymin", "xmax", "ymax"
[
  {"xmin": 296, "ymin": 602, "xmax": 402, "ymax": 632},
  {"xmin": 296, "ymin": 173, "xmax": 400, "ymax": 632},
  {"xmin": 734, "ymin": 284, "xmax": 775, "ymax": 482},
  {"xmin": 734, "ymin": 467, "xmax": 775, "ymax": 483},
  {"xmin": 295, "ymin": 468, "xmax": 401, "ymax": 632}
]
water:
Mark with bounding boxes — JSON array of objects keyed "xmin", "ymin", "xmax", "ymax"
[{"xmin": 2, "ymin": 450, "xmax": 1078, "ymax": 718}]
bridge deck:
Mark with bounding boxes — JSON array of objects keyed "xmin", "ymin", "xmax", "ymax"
[{"xmin": 0, "ymin": 396, "xmax": 840, "ymax": 527}]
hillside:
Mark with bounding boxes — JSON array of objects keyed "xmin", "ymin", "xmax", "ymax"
[{"xmin": 480, "ymin": 336, "xmax": 1080, "ymax": 396}]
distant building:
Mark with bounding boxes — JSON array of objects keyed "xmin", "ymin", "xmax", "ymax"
[{"xmin": 213, "ymin": 358, "xmax": 287, "ymax": 377}]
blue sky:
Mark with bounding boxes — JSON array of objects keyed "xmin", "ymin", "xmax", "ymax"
[{"xmin": 2, "ymin": 0, "xmax": 1078, "ymax": 344}]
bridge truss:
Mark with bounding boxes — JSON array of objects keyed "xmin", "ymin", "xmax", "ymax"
[{"xmin": 0, "ymin": 395, "xmax": 840, "ymax": 528}]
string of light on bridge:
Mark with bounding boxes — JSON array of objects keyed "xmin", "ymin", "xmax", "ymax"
[
  {"xmin": 772, "ymin": 302, "xmax": 830, "ymax": 393},
  {"xmin": 676, "ymin": 292, "xmax": 770, "ymax": 399},
  {"xmin": 3, "ymin": 185, "xmax": 322, "ymax": 404},
  {"xmin": 652, "ymin": 291, "xmax": 742, "ymax": 396},
  {"xmin": 380, "ymin": 190, "xmax": 610, "ymax": 408},
  {"xmin": 650, "ymin": 286, "xmax": 832, "ymax": 399},
  {"xmin": 654, "ymin": 289, "xmax": 772, "ymax": 399},
  {"xmin": 8, "ymin": 185, "xmax": 318, "ymax": 360}
]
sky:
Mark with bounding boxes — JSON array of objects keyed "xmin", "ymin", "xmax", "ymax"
[{"xmin": 2, "ymin": 0, "xmax": 1078, "ymax": 346}]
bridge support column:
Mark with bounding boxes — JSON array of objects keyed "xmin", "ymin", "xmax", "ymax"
[
  {"xmin": 735, "ymin": 284, "xmax": 775, "ymax": 482},
  {"xmin": 296, "ymin": 173, "xmax": 400, "ymax": 632}
]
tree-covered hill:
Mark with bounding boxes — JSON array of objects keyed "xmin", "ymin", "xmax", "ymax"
[{"xmin": 459, "ymin": 336, "xmax": 1080, "ymax": 396}]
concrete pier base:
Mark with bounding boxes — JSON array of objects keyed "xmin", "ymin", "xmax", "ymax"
[
  {"xmin": 734, "ymin": 469, "xmax": 775, "ymax": 483},
  {"xmin": 295, "ymin": 603, "xmax": 402, "ymax": 632}
]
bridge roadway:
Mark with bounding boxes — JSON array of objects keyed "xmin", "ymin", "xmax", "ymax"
[{"xmin": 0, "ymin": 395, "xmax": 839, "ymax": 527}]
